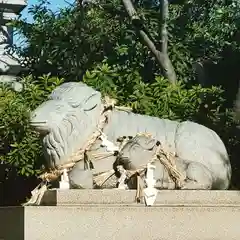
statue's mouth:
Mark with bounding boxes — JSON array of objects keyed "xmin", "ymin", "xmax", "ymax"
[
  {"xmin": 29, "ymin": 121, "xmax": 50, "ymax": 134},
  {"xmin": 29, "ymin": 121, "xmax": 47, "ymax": 126}
]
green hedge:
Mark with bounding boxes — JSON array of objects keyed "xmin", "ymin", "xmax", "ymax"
[{"xmin": 0, "ymin": 64, "xmax": 239, "ymax": 185}]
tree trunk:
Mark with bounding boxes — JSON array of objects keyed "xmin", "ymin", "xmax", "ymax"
[
  {"xmin": 122, "ymin": 0, "xmax": 177, "ymax": 83},
  {"xmin": 159, "ymin": 0, "xmax": 176, "ymax": 83},
  {"xmin": 235, "ymin": 80, "xmax": 240, "ymax": 121}
]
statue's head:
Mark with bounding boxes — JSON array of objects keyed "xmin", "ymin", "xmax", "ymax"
[
  {"xmin": 30, "ymin": 82, "xmax": 102, "ymax": 169},
  {"xmin": 49, "ymin": 82, "xmax": 101, "ymax": 109},
  {"xmin": 30, "ymin": 100, "xmax": 72, "ymax": 135}
]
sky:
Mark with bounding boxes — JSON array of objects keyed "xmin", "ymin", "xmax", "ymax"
[
  {"xmin": 21, "ymin": 0, "xmax": 75, "ymax": 23},
  {"xmin": 14, "ymin": 0, "xmax": 74, "ymax": 44}
]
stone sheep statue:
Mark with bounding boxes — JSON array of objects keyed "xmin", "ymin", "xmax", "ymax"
[{"xmin": 30, "ymin": 82, "xmax": 232, "ymax": 190}]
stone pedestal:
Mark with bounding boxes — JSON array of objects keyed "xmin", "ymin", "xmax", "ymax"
[
  {"xmin": 0, "ymin": 0, "xmax": 27, "ymax": 90},
  {"xmin": 1, "ymin": 190, "xmax": 240, "ymax": 240}
]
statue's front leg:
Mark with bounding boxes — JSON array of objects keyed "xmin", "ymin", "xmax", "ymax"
[{"xmin": 181, "ymin": 162, "xmax": 213, "ymax": 190}]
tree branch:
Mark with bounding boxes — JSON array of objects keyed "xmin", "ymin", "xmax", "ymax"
[
  {"xmin": 121, "ymin": 0, "xmax": 140, "ymax": 21},
  {"xmin": 160, "ymin": 0, "xmax": 168, "ymax": 54},
  {"xmin": 121, "ymin": 0, "xmax": 176, "ymax": 83}
]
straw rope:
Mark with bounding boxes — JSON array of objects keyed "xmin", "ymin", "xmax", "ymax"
[
  {"xmin": 93, "ymin": 134, "xmax": 185, "ymax": 199},
  {"xmin": 39, "ymin": 96, "xmax": 132, "ymax": 182}
]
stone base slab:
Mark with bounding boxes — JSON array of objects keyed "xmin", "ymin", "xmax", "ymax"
[
  {"xmin": 0, "ymin": 205, "xmax": 240, "ymax": 240},
  {"xmin": 1, "ymin": 190, "xmax": 240, "ymax": 240}
]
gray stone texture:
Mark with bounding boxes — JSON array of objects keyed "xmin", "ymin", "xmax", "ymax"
[{"xmin": 1, "ymin": 190, "xmax": 240, "ymax": 240}]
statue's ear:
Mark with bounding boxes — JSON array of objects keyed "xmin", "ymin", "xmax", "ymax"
[
  {"xmin": 83, "ymin": 92, "xmax": 101, "ymax": 112},
  {"xmin": 135, "ymin": 135, "xmax": 157, "ymax": 151}
]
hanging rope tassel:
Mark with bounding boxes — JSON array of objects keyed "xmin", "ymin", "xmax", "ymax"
[{"xmin": 23, "ymin": 182, "xmax": 48, "ymax": 206}]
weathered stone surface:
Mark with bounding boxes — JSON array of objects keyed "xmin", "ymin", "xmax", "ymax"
[
  {"xmin": 1, "ymin": 190, "xmax": 240, "ymax": 240},
  {"xmin": 0, "ymin": 75, "xmax": 23, "ymax": 91}
]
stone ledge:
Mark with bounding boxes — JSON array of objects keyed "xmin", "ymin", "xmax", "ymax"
[
  {"xmin": 41, "ymin": 189, "xmax": 240, "ymax": 206},
  {"xmin": 1, "ymin": 205, "xmax": 240, "ymax": 240}
]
